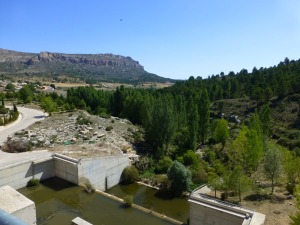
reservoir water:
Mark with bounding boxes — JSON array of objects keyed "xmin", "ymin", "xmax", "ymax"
[
  {"xmin": 107, "ymin": 183, "xmax": 189, "ymax": 223},
  {"xmin": 19, "ymin": 177, "xmax": 189, "ymax": 225}
]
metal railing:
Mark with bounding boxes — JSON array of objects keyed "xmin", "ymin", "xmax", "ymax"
[{"xmin": 0, "ymin": 209, "xmax": 28, "ymax": 225}]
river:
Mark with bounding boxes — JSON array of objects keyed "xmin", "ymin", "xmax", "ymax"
[{"xmin": 19, "ymin": 177, "xmax": 189, "ymax": 225}]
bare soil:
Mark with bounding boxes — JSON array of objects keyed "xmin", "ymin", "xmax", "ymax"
[{"xmin": 208, "ymin": 185, "xmax": 297, "ymax": 225}]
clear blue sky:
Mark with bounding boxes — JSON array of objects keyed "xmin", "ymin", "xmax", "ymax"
[{"xmin": 1, "ymin": 0, "xmax": 300, "ymax": 80}]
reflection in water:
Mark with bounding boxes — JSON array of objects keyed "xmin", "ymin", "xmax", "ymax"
[
  {"xmin": 19, "ymin": 177, "xmax": 177, "ymax": 225},
  {"xmin": 107, "ymin": 183, "xmax": 189, "ymax": 223}
]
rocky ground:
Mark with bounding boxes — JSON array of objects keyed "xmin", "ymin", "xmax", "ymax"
[{"xmin": 7, "ymin": 110, "xmax": 140, "ymax": 159}]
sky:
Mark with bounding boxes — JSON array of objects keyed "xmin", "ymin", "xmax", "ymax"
[{"xmin": 1, "ymin": 0, "xmax": 300, "ymax": 80}]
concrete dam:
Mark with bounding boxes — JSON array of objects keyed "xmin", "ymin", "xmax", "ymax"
[{"xmin": 0, "ymin": 150, "xmax": 129, "ymax": 225}]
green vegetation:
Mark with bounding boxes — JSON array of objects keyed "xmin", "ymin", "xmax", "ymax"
[
  {"xmin": 167, "ymin": 161, "xmax": 192, "ymax": 196},
  {"xmin": 123, "ymin": 195, "xmax": 133, "ymax": 207},
  {"xmin": 84, "ymin": 181, "xmax": 95, "ymax": 193},
  {"xmin": 105, "ymin": 126, "xmax": 113, "ymax": 131},
  {"xmin": 2, "ymin": 57, "xmax": 300, "ymax": 203},
  {"xmin": 121, "ymin": 166, "xmax": 140, "ymax": 185},
  {"xmin": 27, "ymin": 178, "xmax": 40, "ymax": 187},
  {"xmin": 0, "ymin": 102, "xmax": 19, "ymax": 126}
]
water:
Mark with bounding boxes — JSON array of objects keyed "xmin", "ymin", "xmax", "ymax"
[
  {"xmin": 106, "ymin": 183, "xmax": 189, "ymax": 223},
  {"xmin": 19, "ymin": 177, "xmax": 186, "ymax": 225}
]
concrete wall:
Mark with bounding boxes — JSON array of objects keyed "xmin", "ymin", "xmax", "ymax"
[
  {"xmin": 12, "ymin": 203, "xmax": 36, "ymax": 225},
  {"xmin": 0, "ymin": 185, "xmax": 37, "ymax": 225},
  {"xmin": 0, "ymin": 153, "xmax": 129, "ymax": 191},
  {"xmin": 54, "ymin": 157, "xmax": 79, "ymax": 185},
  {"xmin": 0, "ymin": 158, "xmax": 54, "ymax": 189},
  {"xmin": 78, "ymin": 155, "xmax": 129, "ymax": 191},
  {"xmin": 33, "ymin": 158, "xmax": 55, "ymax": 181},
  {"xmin": 189, "ymin": 200, "xmax": 244, "ymax": 225}
]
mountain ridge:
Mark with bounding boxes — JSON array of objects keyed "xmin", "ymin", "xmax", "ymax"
[{"xmin": 0, "ymin": 48, "xmax": 173, "ymax": 83}]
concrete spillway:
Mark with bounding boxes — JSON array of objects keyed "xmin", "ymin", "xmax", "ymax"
[{"xmin": 0, "ymin": 150, "xmax": 129, "ymax": 224}]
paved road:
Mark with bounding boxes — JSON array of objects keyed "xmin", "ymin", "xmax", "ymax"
[
  {"xmin": 0, "ymin": 106, "xmax": 46, "ymax": 145},
  {"xmin": 0, "ymin": 107, "xmax": 53, "ymax": 169}
]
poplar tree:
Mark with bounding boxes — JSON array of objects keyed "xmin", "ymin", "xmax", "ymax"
[
  {"xmin": 199, "ymin": 89, "xmax": 210, "ymax": 144},
  {"xmin": 214, "ymin": 118, "xmax": 229, "ymax": 148},
  {"xmin": 264, "ymin": 146, "xmax": 282, "ymax": 194}
]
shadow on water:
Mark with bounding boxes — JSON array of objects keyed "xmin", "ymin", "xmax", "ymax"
[
  {"xmin": 154, "ymin": 189, "xmax": 176, "ymax": 200},
  {"xmin": 41, "ymin": 177, "xmax": 76, "ymax": 191}
]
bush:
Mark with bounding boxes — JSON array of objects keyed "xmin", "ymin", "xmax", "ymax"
[
  {"xmin": 183, "ymin": 150, "xmax": 199, "ymax": 166},
  {"xmin": 121, "ymin": 166, "xmax": 139, "ymax": 184},
  {"xmin": 99, "ymin": 113, "xmax": 111, "ymax": 119},
  {"xmin": 167, "ymin": 161, "xmax": 192, "ymax": 196},
  {"xmin": 123, "ymin": 195, "xmax": 133, "ymax": 207},
  {"xmin": 2, "ymin": 140, "xmax": 31, "ymax": 153},
  {"xmin": 84, "ymin": 181, "xmax": 95, "ymax": 193},
  {"xmin": 132, "ymin": 131, "xmax": 143, "ymax": 143},
  {"xmin": 105, "ymin": 126, "xmax": 113, "ymax": 131},
  {"xmin": 155, "ymin": 157, "xmax": 173, "ymax": 174},
  {"xmin": 27, "ymin": 178, "xmax": 39, "ymax": 187},
  {"xmin": 154, "ymin": 174, "xmax": 170, "ymax": 190},
  {"xmin": 76, "ymin": 115, "xmax": 92, "ymax": 125}
]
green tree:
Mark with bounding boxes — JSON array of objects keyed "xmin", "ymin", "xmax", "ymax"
[
  {"xmin": 259, "ymin": 104, "xmax": 271, "ymax": 138},
  {"xmin": 155, "ymin": 156, "xmax": 173, "ymax": 174},
  {"xmin": 228, "ymin": 166, "xmax": 251, "ymax": 202},
  {"xmin": 121, "ymin": 166, "xmax": 139, "ymax": 184},
  {"xmin": 230, "ymin": 126, "xmax": 263, "ymax": 174},
  {"xmin": 167, "ymin": 161, "xmax": 192, "ymax": 196},
  {"xmin": 183, "ymin": 150, "xmax": 199, "ymax": 168},
  {"xmin": 19, "ymin": 85, "xmax": 34, "ymax": 103},
  {"xmin": 245, "ymin": 128, "xmax": 264, "ymax": 172},
  {"xmin": 5, "ymin": 83, "xmax": 14, "ymax": 91},
  {"xmin": 41, "ymin": 96, "xmax": 58, "ymax": 115},
  {"xmin": 199, "ymin": 89, "xmax": 210, "ymax": 144},
  {"xmin": 187, "ymin": 98, "xmax": 199, "ymax": 150},
  {"xmin": 207, "ymin": 172, "xmax": 222, "ymax": 198},
  {"xmin": 284, "ymin": 153, "xmax": 300, "ymax": 194},
  {"xmin": 146, "ymin": 96, "xmax": 175, "ymax": 156},
  {"xmin": 290, "ymin": 185, "xmax": 300, "ymax": 224},
  {"xmin": 213, "ymin": 118, "xmax": 229, "ymax": 148},
  {"xmin": 264, "ymin": 146, "xmax": 282, "ymax": 194}
]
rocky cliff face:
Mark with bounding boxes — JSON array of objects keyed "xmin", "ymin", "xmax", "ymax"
[
  {"xmin": 0, "ymin": 49, "xmax": 143, "ymax": 70},
  {"xmin": 0, "ymin": 48, "xmax": 169, "ymax": 83}
]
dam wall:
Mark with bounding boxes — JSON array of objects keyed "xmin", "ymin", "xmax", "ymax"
[
  {"xmin": 0, "ymin": 152, "xmax": 129, "ymax": 191},
  {"xmin": 78, "ymin": 155, "xmax": 129, "ymax": 191}
]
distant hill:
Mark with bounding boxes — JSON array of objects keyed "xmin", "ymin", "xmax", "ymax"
[{"xmin": 0, "ymin": 48, "xmax": 173, "ymax": 84}]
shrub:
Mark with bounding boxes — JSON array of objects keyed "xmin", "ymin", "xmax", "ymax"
[
  {"xmin": 154, "ymin": 174, "xmax": 170, "ymax": 190},
  {"xmin": 183, "ymin": 150, "xmax": 199, "ymax": 166},
  {"xmin": 123, "ymin": 195, "xmax": 133, "ymax": 207},
  {"xmin": 132, "ymin": 131, "xmax": 143, "ymax": 143},
  {"xmin": 167, "ymin": 161, "xmax": 192, "ymax": 196},
  {"xmin": 27, "ymin": 178, "xmax": 39, "ymax": 187},
  {"xmin": 84, "ymin": 181, "xmax": 95, "ymax": 193},
  {"xmin": 2, "ymin": 140, "xmax": 31, "ymax": 153},
  {"xmin": 76, "ymin": 115, "xmax": 92, "ymax": 125},
  {"xmin": 155, "ymin": 157, "xmax": 173, "ymax": 174},
  {"xmin": 100, "ymin": 113, "xmax": 111, "ymax": 119},
  {"xmin": 105, "ymin": 126, "xmax": 113, "ymax": 131},
  {"xmin": 121, "ymin": 166, "xmax": 139, "ymax": 184}
]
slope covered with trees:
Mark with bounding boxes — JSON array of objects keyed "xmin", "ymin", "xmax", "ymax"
[{"xmin": 3, "ymin": 57, "xmax": 300, "ymax": 202}]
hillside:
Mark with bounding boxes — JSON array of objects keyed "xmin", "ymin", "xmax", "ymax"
[{"xmin": 0, "ymin": 48, "xmax": 173, "ymax": 84}]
